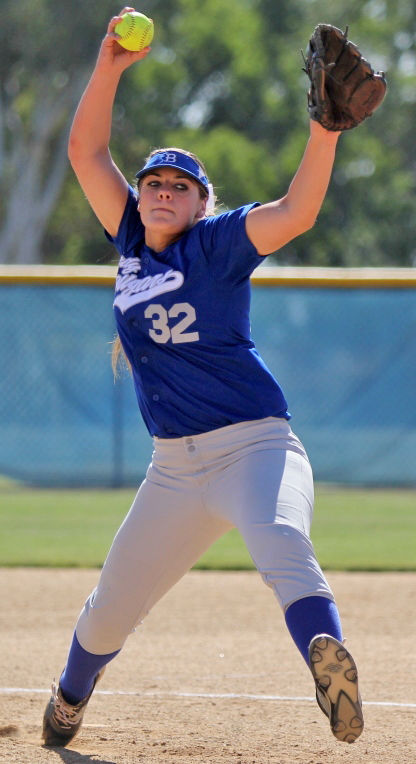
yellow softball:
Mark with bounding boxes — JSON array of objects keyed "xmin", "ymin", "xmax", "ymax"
[{"xmin": 114, "ymin": 11, "xmax": 154, "ymax": 52}]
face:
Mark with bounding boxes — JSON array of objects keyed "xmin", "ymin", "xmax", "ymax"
[{"xmin": 137, "ymin": 167, "xmax": 207, "ymax": 247}]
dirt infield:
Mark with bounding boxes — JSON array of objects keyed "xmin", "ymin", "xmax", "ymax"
[{"xmin": 0, "ymin": 568, "xmax": 415, "ymax": 763}]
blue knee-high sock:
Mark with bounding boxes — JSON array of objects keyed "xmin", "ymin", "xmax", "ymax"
[
  {"xmin": 285, "ymin": 596, "xmax": 343, "ymax": 665},
  {"xmin": 59, "ymin": 632, "xmax": 120, "ymax": 704}
]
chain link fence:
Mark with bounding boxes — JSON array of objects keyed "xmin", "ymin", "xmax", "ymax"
[{"xmin": 1, "ymin": 267, "xmax": 415, "ymax": 486}]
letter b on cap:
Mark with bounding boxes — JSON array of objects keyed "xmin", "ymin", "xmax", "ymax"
[{"xmin": 157, "ymin": 152, "xmax": 177, "ymax": 164}]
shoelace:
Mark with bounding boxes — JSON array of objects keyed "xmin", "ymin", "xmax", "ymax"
[{"xmin": 51, "ymin": 682, "xmax": 85, "ymax": 729}]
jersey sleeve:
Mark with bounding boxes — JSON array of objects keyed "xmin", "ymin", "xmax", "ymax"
[
  {"xmin": 197, "ymin": 203, "xmax": 264, "ymax": 281},
  {"xmin": 104, "ymin": 185, "xmax": 145, "ymax": 257}
]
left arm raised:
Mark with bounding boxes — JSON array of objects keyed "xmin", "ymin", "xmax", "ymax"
[{"xmin": 246, "ymin": 121, "xmax": 341, "ymax": 255}]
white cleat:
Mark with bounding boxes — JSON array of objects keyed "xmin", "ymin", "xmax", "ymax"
[{"xmin": 308, "ymin": 634, "xmax": 364, "ymax": 744}]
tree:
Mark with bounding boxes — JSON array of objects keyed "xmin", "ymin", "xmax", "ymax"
[
  {"xmin": 2, "ymin": 0, "xmax": 416, "ymax": 266},
  {"xmin": 0, "ymin": 0, "xmax": 116, "ymax": 263}
]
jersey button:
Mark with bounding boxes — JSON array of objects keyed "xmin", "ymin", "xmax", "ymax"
[
  {"xmin": 152, "ymin": 394, "xmax": 160, "ymax": 401},
  {"xmin": 188, "ymin": 445, "xmax": 196, "ymax": 452},
  {"xmin": 140, "ymin": 356, "xmax": 148, "ymax": 364},
  {"xmin": 185, "ymin": 437, "xmax": 193, "ymax": 444}
]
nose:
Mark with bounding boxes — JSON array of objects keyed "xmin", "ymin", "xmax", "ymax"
[{"xmin": 157, "ymin": 183, "xmax": 173, "ymax": 200}]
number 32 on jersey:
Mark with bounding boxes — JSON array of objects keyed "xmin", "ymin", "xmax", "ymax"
[{"xmin": 144, "ymin": 302, "xmax": 199, "ymax": 344}]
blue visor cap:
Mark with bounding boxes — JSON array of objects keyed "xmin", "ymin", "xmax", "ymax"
[{"xmin": 135, "ymin": 150, "xmax": 209, "ymax": 193}]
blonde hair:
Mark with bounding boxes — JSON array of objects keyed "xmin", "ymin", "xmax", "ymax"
[
  {"xmin": 113, "ymin": 147, "xmax": 216, "ymax": 376},
  {"xmin": 111, "ymin": 335, "xmax": 129, "ymax": 378}
]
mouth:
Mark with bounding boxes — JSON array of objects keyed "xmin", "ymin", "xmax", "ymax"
[{"xmin": 152, "ymin": 207, "xmax": 174, "ymax": 214}]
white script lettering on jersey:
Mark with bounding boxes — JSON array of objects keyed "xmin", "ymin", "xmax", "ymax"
[{"xmin": 114, "ymin": 256, "xmax": 184, "ymax": 314}]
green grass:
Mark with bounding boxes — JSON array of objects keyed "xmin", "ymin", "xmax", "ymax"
[
  {"xmin": 310, "ymin": 485, "xmax": 416, "ymax": 570},
  {"xmin": 0, "ymin": 489, "xmax": 134, "ymax": 567},
  {"xmin": 0, "ymin": 485, "xmax": 415, "ymax": 570}
]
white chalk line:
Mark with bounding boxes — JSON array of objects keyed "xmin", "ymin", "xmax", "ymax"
[{"xmin": 1, "ymin": 687, "xmax": 416, "ymax": 709}]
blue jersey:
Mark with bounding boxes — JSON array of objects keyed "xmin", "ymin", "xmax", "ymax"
[{"xmin": 107, "ymin": 186, "xmax": 289, "ymax": 438}]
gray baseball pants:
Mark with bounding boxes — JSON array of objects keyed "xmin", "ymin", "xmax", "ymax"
[{"xmin": 76, "ymin": 417, "xmax": 334, "ymax": 654}]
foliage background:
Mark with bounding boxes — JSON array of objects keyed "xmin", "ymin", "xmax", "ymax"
[{"xmin": 1, "ymin": 0, "xmax": 416, "ymax": 267}]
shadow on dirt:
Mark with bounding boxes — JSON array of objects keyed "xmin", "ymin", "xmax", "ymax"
[{"xmin": 42, "ymin": 746, "xmax": 116, "ymax": 764}]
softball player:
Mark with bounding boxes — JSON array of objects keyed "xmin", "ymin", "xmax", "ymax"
[{"xmin": 43, "ymin": 7, "xmax": 363, "ymax": 748}]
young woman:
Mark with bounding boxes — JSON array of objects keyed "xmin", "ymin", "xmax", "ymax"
[{"xmin": 42, "ymin": 7, "xmax": 363, "ymax": 748}]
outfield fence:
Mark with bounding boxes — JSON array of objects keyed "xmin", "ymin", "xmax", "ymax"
[{"xmin": 1, "ymin": 265, "xmax": 415, "ymax": 487}]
